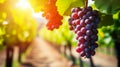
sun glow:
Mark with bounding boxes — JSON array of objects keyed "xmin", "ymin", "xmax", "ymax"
[{"xmin": 16, "ymin": 0, "xmax": 31, "ymax": 9}]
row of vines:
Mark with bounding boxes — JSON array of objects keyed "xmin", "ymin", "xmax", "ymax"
[{"xmin": 0, "ymin": 0, "xmax": 120, "ymax": 67}]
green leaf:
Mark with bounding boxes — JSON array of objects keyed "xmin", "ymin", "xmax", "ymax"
[
  {"xmin": 56, "ymin": 0, "xmax": 73, "ymax": 15},
  {"xmin": 56, "ymin": 0, "xmax": 85, "ymax": 16},
  {"xmin": 98, "ymin": 14, "xmax": 114, "ymax": 27},
  {"xmin": 93, "ymin": 0, "xmax": 120, "ymax": 14}
]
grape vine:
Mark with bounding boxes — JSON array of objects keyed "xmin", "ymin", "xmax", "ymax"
[
  {"xmin": 68, "ymin": 6, "xmax": 100, "ymax": 58},
  {"xmin": 42, "ymin": 0, "xmax": 63, "ymax": 30}
]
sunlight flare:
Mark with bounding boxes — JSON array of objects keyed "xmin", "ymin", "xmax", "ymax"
[{"xmin": 16, "ymin": 0, "xmax": 31, "ymax": 9}]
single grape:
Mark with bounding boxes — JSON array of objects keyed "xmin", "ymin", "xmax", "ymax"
[
  {"xmin": 86, "ymin": 52, "xmax": 91, "ymax": 58},
  {"xmin": 80, "ymin": 51, "xmax": 86, "ymax": 57},
  {"xmin": 91, "ymin": 50, "xmax": 95, "ymax": 56},
  {"xmin": 85, "ymin": 19, "xmax": 91, "ymax": 24},
  {"xmin": 81, "ymin": 27, "xmax": 86, "ymax": 34},
  {"xmin": 71, "ymin": 12, "xmax": 79, "ymax": 19},
  {"xmin": 75, "ymin": 19, "xmax": 80, "ymax": 25},
  {"xmin": 78, "ymin": 11, "xmax": 83, "ymax": 17},
  {"xmin": 71, "ymin": 8, "xmax": 75, "ymax": 13},
  {"xmin": 77, "ymin": 31, "xmax": 83, "ymax": 36},
  {"xmin": 84, "ymin": 35, "xmax": 90, "ymax": 41},
  {"xmin": 85, "ymin": 23, "xmax": 92, "ymax": 30},
  {"xmin": 84, "ymin": 41, "xmax": 89, "ymax": 47},
  {"xmin": 76, "ymin": 25, "xmax": 82, "ymax": 30},
  {"xmin": 76, "ymin": 47, "xmax": 82, "ymax": 53},
  {"xmin": 86, "ymin": 30, "xmax": 93, "ymax": 36},
  {"xmin": 78, "ymin": 36, "xmax": 85, "ymax": 43},
  {"xmin": 80, "ymin": 19, "xmax": 86, "ymax": 26}
]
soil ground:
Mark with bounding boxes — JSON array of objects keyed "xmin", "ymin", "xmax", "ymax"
[{"xmin": 0, "ymin": 37, "xmax": 117, "ymax": 67}]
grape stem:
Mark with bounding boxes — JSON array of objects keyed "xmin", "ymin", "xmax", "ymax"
[{"xmin": 85, "ymin": 0, "xmax": 88, "ymax": 8}]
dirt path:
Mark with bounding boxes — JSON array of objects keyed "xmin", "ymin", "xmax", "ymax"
[
  {"xmin": 0, "ymin": 37, "xmax": 118, "ymax": 67},
  {"xmin": 72, "ymin": 47, "xmax": 117, "ymax": 67},
  {"xmin": 20, "ymin": 37, "xmax": 71, "ymax": 67},
  {"xmin": 0, "ymin": 50, "xmax": 6, "ymax": 67}
]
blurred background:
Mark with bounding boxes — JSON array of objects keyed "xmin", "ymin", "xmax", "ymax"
[{"xmin": 0, "ymin": 0, "xmax": 120, "ymax": 67}]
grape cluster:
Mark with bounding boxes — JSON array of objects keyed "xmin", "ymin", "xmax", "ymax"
[
  {"xmin": 43, "ymin": 0, "xmax": 63, "ymax": 30},
  {"xmin": 68, "ymin": 6, "xmax": 100, "ymax": 58}
]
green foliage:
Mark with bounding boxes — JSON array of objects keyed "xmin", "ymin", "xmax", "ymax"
[
  {"xmin": 98, "ymin": 14, "xmax": 113, "ymax": 27},
  {"xmin": 93, "ymin": 0, "xmax": 120, "ymax": 14},
  {"xmin": 56, "ymin": 0, "xmax": 73, "ymax": 15},
  {"xmin": 0, "ymin": 0, "xmax": 37, "ymax": 48},
  {"xmin": 56, "ymin": 0, "xmax": 85, "ymax": 15},
  {"xmin": 98, "ymin": 26, "xmax": 114, "ymax": 47}
]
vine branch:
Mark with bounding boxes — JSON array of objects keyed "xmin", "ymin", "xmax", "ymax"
[{"xmin": 85, "ymin": 0, "xmax": 88, "ymax": 7}]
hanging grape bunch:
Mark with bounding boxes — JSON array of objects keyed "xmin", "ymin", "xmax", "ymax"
[
  {"xmin": 43, "ymin": 0, "xmax": 63, "ymax": 30},
  {"xmin": 68, "ymin": 6, "xmax": 100, "ymax": 58}
]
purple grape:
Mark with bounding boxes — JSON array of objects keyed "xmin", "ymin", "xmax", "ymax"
[
  {"xmin": 75, "ymin": 19, "xmax": 80, "ymax": 25},
  {"xmin": 84, "ymin": 35, "xmax": 90, "ymax": 41},
  {"xmin": 89, "ymin": 16, "xmax": 94, "ymax": 21},
  {"xmin": 92, "ymin": 29, "xmax": 98, "ymax": 34},
  {"xmin": 85, "ymin": 48, "xmax": 90, "ymax": 52},
  {"xmin": 85, "ymin": 19, "xmax": 91, "ymax": 24},
  {"xmin": 84, "ymin": 42, "xmax": 89, "ymax": 47},
  {"xmin": 81, "ymin": 27, "xmax": 86, "ymax": 34},
  {"xmin": 76, "ymin": 25, "xmax": 82, "ymax": 30},
  {"xmin": 68, "ymin": 6, "xmax": 100, "ymax": 58},
  {"xmin": 80, "ymin": 51, "xmax": 86, "ymax": 57},
  {"xmin": 82, "ymin": 15, "xmax": 88, "ymax": 19},
  {"xmin": 68, "ymin": 18, "xmax": 73, "ymax": 25},
  {"xmin": 86, "ymin": 11, "xmax": 92, "ymax": 17},
  {"xmin": 86, "ymin": 30, "xmax": 93, "ymax": 36},
  {"xmin": 80, "ymin": 19, "xmax": 86, "ymax": 26},
  {"xmin": 71, "ymin": 8, "xmax": 76, "ymax": 13},
  {"xmin": 71, "ymin": 12, "xmax": 79, "ymax": 19},
  {"xmin": 90, "ymin": 45, "xmax": 96, "ymax": 50},
  {"xmin": 87, "ymin": 6, "xmax": 92, "ymax": 11},
  {"xmin": 91, "ymin": 50, "xmax": 95, "ymax": 56},
  {"xmin": 77, "ymin": 31, "xmax": 83, "ymax": 36},
  {"xmin": 85, "ymin": 23, "xmax": 92, "ymax": 30},
  {"xmin": 78, "ymin": 36, "xmax": 85, "ymax": 43},
  {"xmin": 86, "ymin": 52, "xmax": 91, "ymax": 58},
  {"xmin": 78, "ymin": 11, "xmax": 84, "ymax": 17},
  {"xmin": 82, "ymin": 8, "xmax": 87, "ymax": 14},
  {"xmin": 92, "ymin": 10, "xmax": 98, "ymax": 16}
]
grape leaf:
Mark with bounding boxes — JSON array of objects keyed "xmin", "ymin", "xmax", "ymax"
[
  {"xmin": 64, "ymin": 0, "xmax": 85, "ymax": 15},
  {"xmin": 56, "ymin": 0, "xmax": 73, "ymax": 15},
  {"xmin": 56, "ymin": 0, "xmax": 85, "ymax": 16},
  {"xmin": 93, "ymin": 0, "xmax": 120, "ymax": 14},
  {"xmin": 98, "ymin": 14, "xmax": 114, "ymax": 27}
]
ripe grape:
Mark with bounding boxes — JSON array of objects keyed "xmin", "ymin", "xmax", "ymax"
[
  {"xmin": 68, "ymin": 6, "xmax": 100, "ymax": 58},
  {"xmin": 43, "ymin": 0, "xmax": 63, "ymax": 30}
]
